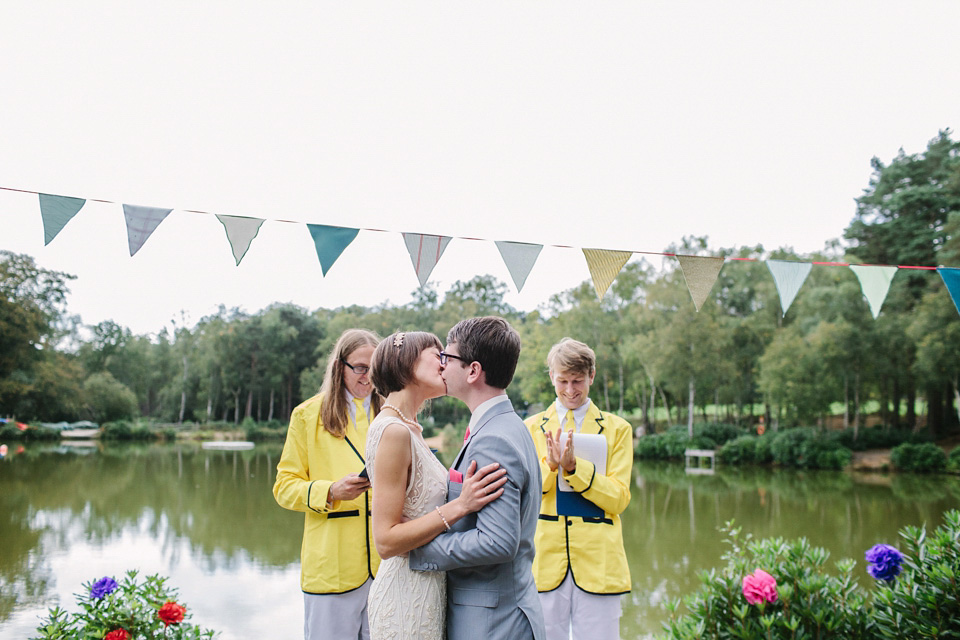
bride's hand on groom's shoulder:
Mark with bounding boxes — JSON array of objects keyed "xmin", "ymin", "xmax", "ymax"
[{"xmin": 460, "ymin": 460, "xmax": 508, "ymax": 513}]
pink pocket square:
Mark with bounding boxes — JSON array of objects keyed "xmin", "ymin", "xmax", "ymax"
[{"xmin": 449, "ymin": 468, "xmax": 463, "ymax": 483}]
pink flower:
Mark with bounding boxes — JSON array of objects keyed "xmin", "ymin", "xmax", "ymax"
[{"xmin": 742, "ymin": 569, "xmax": 778, "ymax": 605}]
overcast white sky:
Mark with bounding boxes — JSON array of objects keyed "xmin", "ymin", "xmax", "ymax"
[{"xmin": 2, "ymin": 1, "xmax": 958, "ymax": 335}]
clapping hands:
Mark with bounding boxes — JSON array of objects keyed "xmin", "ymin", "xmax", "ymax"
[{"xmin": 545, "ymin": 428, "xmax": 576, "ymax": 473}]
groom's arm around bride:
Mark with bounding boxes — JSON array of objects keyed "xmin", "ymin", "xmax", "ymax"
[{"xmin": 408, "ymin": 316, "xmax": 546, "ymax": 640}]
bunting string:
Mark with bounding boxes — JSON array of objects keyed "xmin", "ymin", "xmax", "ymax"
[{"xmin": 2, "ymin": 184, "xmax": 957, "ymax": 318}]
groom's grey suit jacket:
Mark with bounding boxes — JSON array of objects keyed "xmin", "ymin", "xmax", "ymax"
[{"xmin": 409, "ymin": 396, "xmax": 546, "ymax": 640}]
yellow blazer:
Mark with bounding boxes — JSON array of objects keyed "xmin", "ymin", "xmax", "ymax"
[
  {"xmin": 273, "ymin": 393, "xmax": 380, "ymax": 594},
  {"xmin": 525, "ymin": 402, "xmax": 632, "ymax": 594}
]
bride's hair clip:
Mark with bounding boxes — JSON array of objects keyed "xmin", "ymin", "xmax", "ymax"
[{"xmin": 393, "ymin": 332, "xmax": 405, "ymax": 348}]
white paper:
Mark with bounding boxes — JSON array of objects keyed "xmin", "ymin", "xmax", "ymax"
[{"xmin": 557, "ymin": 432, "xmax": 607, "ymax": 492}]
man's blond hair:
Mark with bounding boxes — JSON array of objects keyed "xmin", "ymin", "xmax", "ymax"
[{"xmin": 546, "ymin": 338, "xmax": 596, "ymax": 375}]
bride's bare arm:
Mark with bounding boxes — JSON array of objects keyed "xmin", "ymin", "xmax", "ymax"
[{"xmin": 371, "ymin": 422, "xmax": 507, "ymax": 559}]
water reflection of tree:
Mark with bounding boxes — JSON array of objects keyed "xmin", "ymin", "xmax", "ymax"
[
  {"xmin": 0, "ymin": 460, "xmax": 54, "ymax": 623},
  {"xmin": 8, "ymin": 445, "xmax": 302, "ymax": 568}
]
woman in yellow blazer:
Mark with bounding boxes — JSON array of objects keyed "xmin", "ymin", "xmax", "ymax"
[
  {"xmin": 274, "ymin": 329, "xmax": 383, "ymax": 640},
  {"xmin": 524, "ymin": 338, "xmax": 632, "ymax": 640}
]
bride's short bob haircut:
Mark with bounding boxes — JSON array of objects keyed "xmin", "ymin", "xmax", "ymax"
[{"xmin": 370, "ymin": 331, "xmax": 443, "ymax": 397}]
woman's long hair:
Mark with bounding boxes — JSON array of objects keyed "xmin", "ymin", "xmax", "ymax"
[{"xmin": 319, "ymin": 329, "xmax": 382, "ymax": 438}]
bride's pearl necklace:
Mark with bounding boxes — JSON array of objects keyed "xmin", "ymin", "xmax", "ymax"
[{"xmin": 382, "ymin": 403, "xmax": 422, "ymax": 431}]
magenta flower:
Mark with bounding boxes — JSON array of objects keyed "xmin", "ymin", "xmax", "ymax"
[{"xmin": 742, "ymin": 569, "xmax": 778, "ymax": 605}]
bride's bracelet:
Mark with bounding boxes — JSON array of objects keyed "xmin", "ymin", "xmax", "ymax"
[{"xmin": 435, "ymin": 506, "xmax": 450, "ymax": 531}]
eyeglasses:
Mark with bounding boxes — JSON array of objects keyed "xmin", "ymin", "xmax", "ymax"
[
  {"xmin": 439, "ymin": 352, "xmax": 466, "ymax": 366},
  {"xmin": 341, "ymin": 359, "xmax": 370, "ymax": 375}
]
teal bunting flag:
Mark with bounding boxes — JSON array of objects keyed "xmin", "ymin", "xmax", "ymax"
[
  {"xmin": 39, "ymin": 193, "xmax": 86, "ymax": 245},
  {"xmin": 307, "ymin": 224, "xmax": 360, "ymax": 276},
  {"xmin": 939, "ymin": 267, "xmax": 960, "ymax": 316}
]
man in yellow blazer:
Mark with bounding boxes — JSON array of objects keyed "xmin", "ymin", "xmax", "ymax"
[
  {"xmin": 524, "ymin": 338, "xmax": 632, "ymax": 640},
  {"xmin": 274, "ymin": 329, "xmax": 382, "ymax": 640}
]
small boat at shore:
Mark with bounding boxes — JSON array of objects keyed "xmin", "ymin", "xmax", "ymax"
[{"xmin": 201, "ymin": 441, "xmax": 255, "ymax": 451}]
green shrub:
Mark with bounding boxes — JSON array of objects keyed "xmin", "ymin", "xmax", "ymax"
[
  {"xmin": 660, "ymin": 523, "xmax": 874, "ymax": 639},
  {"xmin": 718, "ymin": 436, "xmax": 757, "ymax": 465},
  {"xmin": 832, "ymin": 426, "xmax": 929, "ymax": 451},
  {"xmin": 890, "ymin": 442, "xmax": 947, "ymax": 473},
  {"xmin": 871, "ymin": 510, "xmax": 960, "ymax": 638},
  {"xmin": 20, "ymin": 425, "xmax": 61, "ymax": 441},
  {"xmin": 245, "ymin": 423, "xmax": 287, "ymax": 441},
  {"xmin": 698, "ymin": 423, "xmax": 745, "ymax": 447},
  {"xmin": 770, "ymin": 428, "xmax": 852, "ymax": 470},
  {"xmin": 660, "ymin": 510, "xmax": 960, "ymax": 640},
  {"xmin": 635, "ymin": 429, "xmax": 694, "ymax": 460},
  {"xmin": 101, "ymin": 421, "xmax": 155, "ymax": 441},
  {"xmin": 948, "ymin": 446, "xmax": 960, "ymax": 472},
  {"xmin": 0, "ymin": 423, "xmax": 23, "ymax": 440},
  {"xmin": 753, "ymin": 435, "xmax": 774, "ymax": 464}
]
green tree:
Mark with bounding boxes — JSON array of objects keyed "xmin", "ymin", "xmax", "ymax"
[
  {"xmin": 0, "ymin": 251, "xmax": 76, "ymax": 419},
  {"xmin": 83, "ymin": 371, "xmax": 139, "ymax": 423},
  {"xmin": 845, "ymin": 130, "xmax": 960, "ymax": 434}
]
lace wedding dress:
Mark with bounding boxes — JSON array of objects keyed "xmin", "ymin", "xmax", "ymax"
[{"xmin": 366, "ymin": 415, "xmax": 448, "ymax": 640}]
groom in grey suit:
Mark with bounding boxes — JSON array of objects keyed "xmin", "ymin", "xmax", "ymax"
[{"xmin": 409, "ymin": 316, "xmax": 546, "ymax": 640}]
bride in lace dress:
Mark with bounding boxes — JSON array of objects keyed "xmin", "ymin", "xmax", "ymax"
[{"xmin": 365, "ymin": 332, "xmax": 507, "ymax": 640}]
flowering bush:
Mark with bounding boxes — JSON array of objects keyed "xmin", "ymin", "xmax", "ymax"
[
  {"xmin": 660, "ymin": 523, "xmax": 874, "ymax": 639},
  {"xmin": 871, "ymin": 510, "xmax": 960, "ymax": 639},
  {"xmin": 660, "ymin": 510, "xmax": 960, "ymax": 639},
  {"xmin": 32, "ymin": 571, "xmax": 216, "ymax": 639}
]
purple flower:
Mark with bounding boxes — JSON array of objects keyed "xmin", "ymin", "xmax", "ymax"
[
  {"xmin": 865, "ymin": 544, "xmax": 903, "ymax": 582},
  {"xmin": 90, "ymin": 576, "xmax": 119, "ymax": 599}
]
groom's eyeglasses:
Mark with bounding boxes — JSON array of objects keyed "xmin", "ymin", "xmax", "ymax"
[
  {"xmin": 439, "ymin": 352, "xmax": 466, "ymax": 366},
  {"xmin": 341, "ymin": 359, "xmax": 370, "ymax": 375}
]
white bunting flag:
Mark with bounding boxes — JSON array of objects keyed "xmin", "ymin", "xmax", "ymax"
[
  {"xmin": 766, "ymin": 259, "xmax": 813, "ymax": 316},
  {"xmin": 122, "ymin": 205, "xmax": 173, "ymax": 256},
  {"xmin": 39, "ymin": 193, "xmax": 86, "ymax": 245},
  {"xmin": 216, "ymin": 215, "xmax": 265, "ymax": 265},
  {"xmin": 403, "ymin": 233, "xmax": 452, "ymax": 287},
  {"xmin": 583, "ymin": 249, "xmax": 632, "ymax": 300},
  {"xmin": 676, "ymin": 255, "xmax": 725, "ymax": 311},
  {"xmin": 849, "ymin": 265, "xmax": 898, "ymax": 319},
  {"xmin": 495, "ymin": 241, "xmax": 543, "ymax": 292}
]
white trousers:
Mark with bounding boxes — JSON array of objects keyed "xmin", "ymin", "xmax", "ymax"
[
  {"xmin": 539, "ymin": 572, "xmax": 622, "ymax": 640},
  {"xmin": 303, "ymin": 578, "xmax": 372, "ymax": 640}
]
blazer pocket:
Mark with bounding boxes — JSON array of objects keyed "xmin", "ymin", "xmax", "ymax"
[{"xmin": 450, "ymin": 588, "xmax": 499, "ymax": 608}]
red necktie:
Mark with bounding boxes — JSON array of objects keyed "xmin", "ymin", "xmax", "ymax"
[{"xmin": 463, "ymin": 427, "xmax": 470, "ymax": 442}]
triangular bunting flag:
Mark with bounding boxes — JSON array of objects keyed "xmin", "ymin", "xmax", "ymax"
[
  {"xmin": 850, "ymin": 265, "xmax": 898, "ymax": 319},
  {"xmin": 216, "ymin": 215, "xmax": 265, "ymax": 265},
  {"xmin": 495, "ymin": 241, "xmax": 543, "ymax": 292},
  {"xmin": 583, "ymin": 249, "xmax": 632, "ymax": 300},
  {"xmin": 122, "ymin": 204, "xmax": 173, "ymax": 256},
  {"xmin": 676, "ymin": 255, "xmax": 725, "ymax": 311},
  {"xmin": 766, "ymin": 260, "xmax": 813, "ymax": 316},
  {"xmin": 307, "ymin": 224, "xmax": 360, "ymax": 276},
  {"xmin": 39, "ymin": 193, "xmax": 86, "ymax": 245},
  {"xmin": 403, "ymin": 233, "xmax": 451, "ymax": 287},
  {"xmin": 939, "ymin": 268, "xmax": 960, "ymax": 316}
]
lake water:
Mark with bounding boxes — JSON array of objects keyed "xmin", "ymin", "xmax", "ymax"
[{"xmin": 1, "ymin": 443, "xmax": 958, "ymax": 639}]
